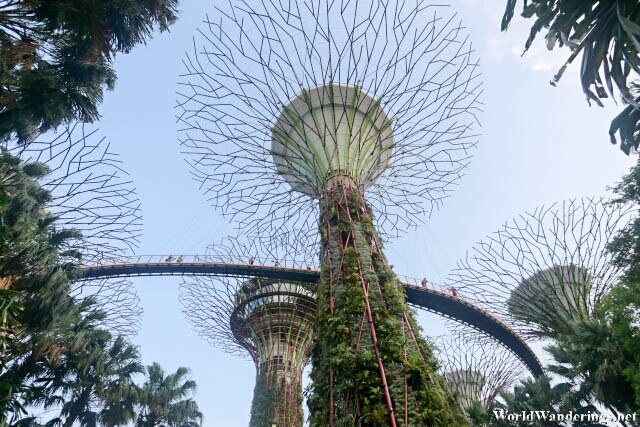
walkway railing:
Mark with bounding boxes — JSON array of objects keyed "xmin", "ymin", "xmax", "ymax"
[
  {"xmin": 84, "ymin": 257, "xmax": 458, "ymax": 293},
  {"xmin": 83, "ymin": 254, "xmax": 319, "ymax": 270}
]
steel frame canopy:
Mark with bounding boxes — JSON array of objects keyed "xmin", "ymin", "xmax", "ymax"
[{"xmin": 447, "ymin": 198, "xmax": 633, "ymax": 340}]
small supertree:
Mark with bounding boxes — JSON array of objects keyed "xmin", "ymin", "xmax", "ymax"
[
  {"xmin": 447, "ymin": 198, "xmax": 634, "ymax": 340},
  {"xmin": 180, "ymin": 236, "xmax": 317, "ymax": 427},
  {"xmin": 434, "ymin": 334, "xmax": 522, "ymax": 412},
  {"xmin": 5, "ymin": 123, "xmax": 144, "ymax": 337},
  {"xmin": 177, "ymin": 1, "xmax": 481, "ymax": 424}
]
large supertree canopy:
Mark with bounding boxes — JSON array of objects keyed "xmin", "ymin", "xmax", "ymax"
[
  {"xmin": 177, "ymin": 0, "xmax": 482, "ymax": 246},
  {"xmin": 446, "ymin": 198, "xmax": 634, "ymax": 340},
  {"xmin": 434, "ymin": 333, "xmax": 522, "ymax": 410},
  {"xmin": 4, "ymin": 123, "xmax": 144, "ymax": 337}
]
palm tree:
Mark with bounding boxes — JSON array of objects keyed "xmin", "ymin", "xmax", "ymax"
[
  {"xmin": 99, "ymin": 376, "xmax": 140, "ymax": 427},
  {"xmin": 489, "ymin": 376, "xmax": 593, "ymax": 427},
  {"xmin": 466, "ymin": 400, "xmax": 490, "ymax": 426},
  {"xmin": 546, "ymin": 318, "xmax": 639, "ymax": 421},
  {"xmin": 32, "ymin": 333, "xmax": 143, "ymax": 427},
  {"xmin": 0, "ymin": 151, "xmax": 84, "ymax": 422},
  {"xmin": 136, "ymin": 363, "xmax": 203, "ymax": 427}
]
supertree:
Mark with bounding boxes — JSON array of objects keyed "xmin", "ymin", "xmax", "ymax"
[
  {"xmin": 434, "ymin": 333, "xmax": 522, "ymax": 412},
  {"xmin": 180, "ymin": 236, "xmax": 318, "ymax": 427},
  {"xmin": 176, "ymin": 1, "xmax": 481, "ymax": 425},
  {"xmin": 446, "ymin": 198, "xmax": 634, "ymax": 340},
  {"xmin": 4, "ymin": 123, "xmax": 144, "ymax": 337}
]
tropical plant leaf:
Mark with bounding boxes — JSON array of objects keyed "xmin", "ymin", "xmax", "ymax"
[{"xmin": 503, "ymin": 0, "xmax": 640, "ymax": 153}]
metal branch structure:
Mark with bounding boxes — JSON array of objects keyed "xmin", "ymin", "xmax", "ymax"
[
  {"xmin": 70, "ymin": 278, "xmax": 142, "ymax": 337},
  {"xmin": 176, "ymin": 0, "xmax": 481, "ymax": 247},
  {"xmin": 6, "ymin": 123, "xmax": 143, "ymax": 264},
  {"xmin": 4, "ymin": 123, "xmax": 144, "ymax": 337},
  {"xmin": 183, "ymin": 230, "xmax": 320, "ymax": 271},
  {"xmin": 180, "ymin": 236, "xmax": 317, "ymax": 427},
  {"xmin": 176, "ymin": 1, "xmax": 481, "ymax": 425},
  {"xmin": 447, "ymin": 198, "xmax": 634, "ymax": 340},
  {"xmin": 434, "ymin": 333, "xmax": 522, "ymax": 412}
]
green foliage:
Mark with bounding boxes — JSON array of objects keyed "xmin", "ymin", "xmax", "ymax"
[
  {"xmin": 609, "ymin": 164, "xmax": 640, "ymax": 281},
  {"xmin": 0, "ymin": 0, "xmax": 180, "ymax": 143},
  {"xmin": 601, "ymin": 279, "xmax": 640, "ymax": 408},
  {"xmin": 493, "ymin": 376, "xmax": 557, "ymax": 427},
  {"xmin": 99, "ymin": 375, "xmax": 140, "ymax": 427},
  {"xmin": 136, "ymin": 362, "xmax": 203, "ymax": 427},
  {"xmin": 466, "ymin": 399, "xmax": 490, "ymax": 426},
  {"xmin": 601, "ymin": 163, "xmax": 640, "ymax": 408},
  {"xmin": 491, "ymin": 165, "xmax": 639, "ymax": 423},
  {"xmin": 0, "ymin": 151, "xmax": 132, "ymax": 424},
  {"xmin": 0, "ymin": 150, "xmax": 84, "ymax": 421},
  {"xmin": 546, "ymin": 318, "xmax": 638, "ymax": 418},
  {"xmin": 0, "ymin": 145, "xmax": 202, "ymax": 426},
  {"xmin": 494, "ymin": 317, "xmax": 637, "ymax": 425},
  {"xmin": 250, "ymin": 371, "xmax": 303, "ymax": 427},
  {"xmin": 502, "ymin": 0, "xmax": 640, "ymax": 154},
  {"xmin": 30, "ymin": 334, "xmax": 143, "ymax": 427},
  {"xmin": 490, "ymin": 375, "xmax": 603, "ymax": 426},
  {"xmin": 307, "ymin": 187, "xmax": 466, "ymax": 426},
  {"xmin": 0, "ymin": 286, "xmax": 22, "ymax": 354}
]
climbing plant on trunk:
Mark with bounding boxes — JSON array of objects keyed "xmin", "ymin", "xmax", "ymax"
[{"xmin": 307, "ymin": 184, "xmax": 466, "ymax": 426}]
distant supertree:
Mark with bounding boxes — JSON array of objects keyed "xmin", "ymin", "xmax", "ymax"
[
  {"xmin": 177, "ymin": 1, "xmax": 481, "ymax": 424},
  {"xmin": 180, "ymin": 236, "xmax": 317, "ymax": 427},
  {"xmin": 5, "ymin": 123, "xmax": 144, "ymax": 337},
  {"xmin": 434, "ymin": 334, "xmax": 522, "ymax": 411},
  {"xmin": 447, "ymin": 198, "xmax": 634, "ymax": 340}
]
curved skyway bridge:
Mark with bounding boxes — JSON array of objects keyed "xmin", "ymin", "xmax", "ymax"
[{"xmin": 80, "ymin": 255, "xmax": 543, "ymax": 377}]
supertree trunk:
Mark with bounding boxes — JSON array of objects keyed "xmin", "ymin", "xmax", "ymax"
[
  {"xmin": 250, "ymin": 369, "xmax": 304, "ymax": 427},
  {"xmin": 308, "ymin": 182, "xmax": 465, "ymax": 426}
]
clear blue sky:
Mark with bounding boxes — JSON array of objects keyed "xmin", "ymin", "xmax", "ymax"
[{"xmin": 84, "ymin": 1, "xmax": 637, "ymax": 425}]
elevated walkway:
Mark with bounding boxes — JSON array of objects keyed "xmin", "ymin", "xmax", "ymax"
[{"xmin": 80, "ymin": 255, "xmax": 543, "ymax": 376}]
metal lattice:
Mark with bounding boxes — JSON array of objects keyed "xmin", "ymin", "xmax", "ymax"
[
  {"xmin": 446, "ymin": 198, "xmax": 634, "ymax": 340},
  {"xmin": 176, "ymin": 0, "xmax": 482, "ymax": 250},
  {"xmin": 6, "ymin": 123, "xmax": 143, "ymax": 264},
  {"xmin": 434, "ymin": 332, "xmax": 522, "ymax": 409},
  {"xmin": 5, "ymin": 123, "xmax": 144, "ymax": 337}
]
